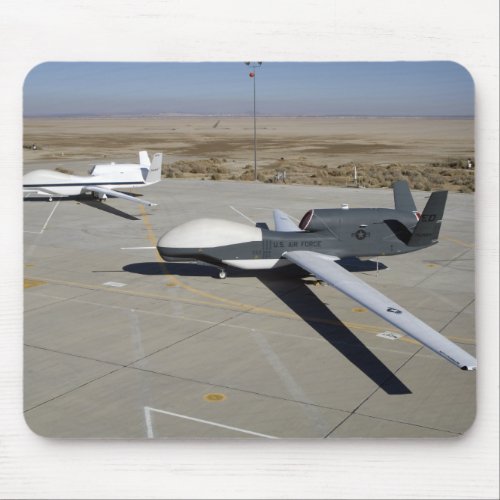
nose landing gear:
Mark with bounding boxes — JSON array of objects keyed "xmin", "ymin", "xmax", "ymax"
[{"xmin": 218, "ymin": 268, "xmax": 227, "ymax": 279}]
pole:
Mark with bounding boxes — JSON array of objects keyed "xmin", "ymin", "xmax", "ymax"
[
  {"xmin": 253, "ymin": 69, "xmax": 257, "ymax": 181},
  {"xmin": 245, "ymin": 62, "xmax": 261, "ymax": 181}
]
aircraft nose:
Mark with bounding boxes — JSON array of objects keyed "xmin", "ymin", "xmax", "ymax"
[
  {"xmin": 157, "ymin": 219, "xmax": 207, "ymax": 251},
  {"xmin": 156, "ymin": 219, "xmax": 215, "ymax": 261},
  {"xmin": 156, "ymin": 229, "xmax": 179, "ymax": 250},
  {"xmin": 156, "ymin": 227, "xmax": 190, "ymax": 261},
  {"xmin": 156, "ymin": 218, "xmax": 263, "ymax": 261}
]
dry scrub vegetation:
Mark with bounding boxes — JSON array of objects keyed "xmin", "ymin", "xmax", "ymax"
[{"xmin": 162, "ymin": 157, "xmax": 475, "ymax": 192}]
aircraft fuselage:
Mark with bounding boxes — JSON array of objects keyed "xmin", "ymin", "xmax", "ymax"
[
  {"xmin": 157, "ymin": 207, "xmax": 425, "ymax": 270},
  {"xmin": 23, "ymin": 168, "xmax": 147, "ymax": 197}
]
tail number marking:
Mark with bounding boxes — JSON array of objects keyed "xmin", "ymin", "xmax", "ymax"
[{"xmin": 420, "ymin": 214, "xmax": 437, "ymax": 222}]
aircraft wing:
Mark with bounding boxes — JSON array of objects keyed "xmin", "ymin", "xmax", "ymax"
[
  {"xmin": 273, "ymin": 209, "xmax": 303, "ymax": 232},
  {"xmin": 23, "ymin": 187, "xmax": 58, "ymax": 196},
  {"xmin": 84, "ymin": 186, "xmax": 157, "ymax": 207},
  {"xmin": 24, "ymin": 189, "xmax": 47, "ymax": 197},
  {"xmin": 283, "ymin": 250, "xmax": 477, "ymax": 371}
]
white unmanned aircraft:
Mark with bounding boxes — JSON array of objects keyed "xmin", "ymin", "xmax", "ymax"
[{"xmin": 23, "ymin": 151, "xmax": 162, "ymax": 207}]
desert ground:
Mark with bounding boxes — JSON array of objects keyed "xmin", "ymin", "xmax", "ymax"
[{"xmin": 23, "ymin": 116, "xmax": 475, "ymax": 191}]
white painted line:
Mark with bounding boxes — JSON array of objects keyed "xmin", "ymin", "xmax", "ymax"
[
  {"xmin": 24, "ymin": 200, "xmax": 60, "ymax": 235},
  {"xmin": 377, "ymin": 331, "xmax": 404, "ymax": 341},
  {"xmin": 145, "ymin": 406, "xmax": 278, "ymax": 439},
  {"xmin": 40, "ymin": 200, "xmax": 60, "ymax": 233},
  {"xmin": 144, "ymin": 406, "xmax": 154, "ymax": 439},
  {"xmin": 229, "ymin": 205, "xmax": 256, "ymax": 225},
  {"xmin": 120, "ymin": 246, "xmax": 156, "ymax": 250},
  {"xmin": 250, "ymin": 330, "xmax": 332, "ymax": 436},
  {"xmin": 103, "ymin": 281, "xmax": 127, "ymax": 287}
]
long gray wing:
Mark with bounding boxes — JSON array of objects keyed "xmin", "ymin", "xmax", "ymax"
[
  {"xmin": 284, "ymin": 250, "xmax": 477, "ymax": 370},
  {"xmin": 273, "ymin": 209, "xmax": 302, "ymax": 232},
  {"xmin": 85, "ymin": 185, "xmax": 157, "ymax": 207}
]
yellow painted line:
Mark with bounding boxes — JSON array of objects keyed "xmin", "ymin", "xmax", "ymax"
[
  {"xmin": 25, "ymin": 274, "xmax": 475, "ymax": 346},
  {"xmin": 139, "ymin": 206, "xmax": 174, "ymax": 284},
  {"xmin": 24, "ymin": 278, "xmax": 46, "ymax": 289},
  {"xmin": 203, "ymin": 393, "xmax": 226, "ymax": 402},
  {"xmin": 140, "ymin": 205, "xmax": 358, "ymax": 320},
  {"xmin": 352, "ymin": 307, "xmax": 367, "ymax": 313},
  {"xmin": 139, "ymin": 205, "xmax": 299, "ymax": 311},
  {"xmin": 441, "ymin": 235, "xmax": 474, "ymax": 249},
  {"xmin": 24, "ymin": 275, "xmax": 254, "ymax": 313}
]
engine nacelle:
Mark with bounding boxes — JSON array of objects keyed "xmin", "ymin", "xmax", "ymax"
[
  {"xmin": 299, "ymin": 207, "xmax": 420, "ymax": 239},
  {"xmin": 299, "ymin": 209, "xmax": 343, "ymax": 232}
]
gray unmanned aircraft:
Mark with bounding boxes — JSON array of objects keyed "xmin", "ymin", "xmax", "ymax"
[{"xmin": 157, "ymin": 181, "xmax": 477, "ymax": 371}]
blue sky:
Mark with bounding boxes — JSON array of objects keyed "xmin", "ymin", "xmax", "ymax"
[{"xmin": 23, "ymin": 62, "xmax": 474, "ymax": 117}]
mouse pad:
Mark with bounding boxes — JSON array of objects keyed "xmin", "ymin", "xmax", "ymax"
[{"xmin": 23, "ymin": 62, "xmax": 476, "ymax": 438}]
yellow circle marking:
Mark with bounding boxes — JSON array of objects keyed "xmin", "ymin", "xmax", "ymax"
[
  {"xmin": 352, "ymin": 307, "xmax": 367, "ymax": 313},
  {"xmin": 203, "ymin": 393, "xmax": 226, "ymax": 402}
]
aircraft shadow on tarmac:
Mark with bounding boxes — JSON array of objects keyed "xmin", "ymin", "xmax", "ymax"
[
  {"xmin": 124, "ymin": 257, "xmax": 387, "ymax": 278},
  {"xmin": 124, "ymin": 261, "xmax": 223, "ymax": 277},
  {"xmin": 24, "ymin": 196, "xmax": 141, "ymax": 220},
  {"xmin": 257, "ymin": 273, "xmax": 411, "ymax": 395},
  {"xmin": 124, "ymin": 259, "xmax": 410, "ymax": 394},
  {"xmin": 78, "ymin": 200, "xmax": 141, "ymax": 220}
]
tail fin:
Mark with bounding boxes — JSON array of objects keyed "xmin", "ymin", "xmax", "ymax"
[
  {"xmin": 393, "ymin": 180, "xmax": 417, "ymax": 213},
  {"xmin": 139, "ymin": 151, "xmax": 151, "ymax": 167},
  {"xmin": 407, "ymin": 191, "xmax": 448, "ymax": 247},
  {"xmin": 273, "ymin": 209, "xmax": 302, "ymax": 232},
  {"xmin": 145, "ymin": 153, "xmax": 162, "ymax": 184}
]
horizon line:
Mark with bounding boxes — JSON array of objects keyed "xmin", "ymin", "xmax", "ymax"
[{"xmin": 24, "ymin": 113, "xmax": 474, "ymax": 119}]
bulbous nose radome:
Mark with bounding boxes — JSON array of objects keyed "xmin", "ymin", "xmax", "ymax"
[{"xmin": 156, "ymin": 218, "xmax": 263, "ymax": 257}]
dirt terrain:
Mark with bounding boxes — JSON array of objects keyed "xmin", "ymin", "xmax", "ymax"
[{"xmin": 24, "ymin": 116, "xmax": 475, "ymax": 191}]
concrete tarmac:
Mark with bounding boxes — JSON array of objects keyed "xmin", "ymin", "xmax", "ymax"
[{"xmin": 24, "ymin": 176, "xmax": 476, "ymax": 438}]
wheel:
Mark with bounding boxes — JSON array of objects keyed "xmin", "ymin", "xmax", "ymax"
[
  {"xmin": 48, "ymin": 197, "xmax": 53, "ymax": 202},
  {"xmin": 218, "ymin": 269, "xmax": 227, "ymax": 279}
]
